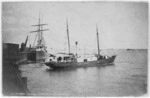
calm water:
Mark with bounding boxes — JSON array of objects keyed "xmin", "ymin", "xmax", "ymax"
[{"xmin": 19, "ymin": 49, "xmax": 147, "ymax": 96}]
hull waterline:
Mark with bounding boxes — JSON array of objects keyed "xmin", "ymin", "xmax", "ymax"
[{"xmin": 45, "ymin": 55, "xmax": 117, "ymax": 69}]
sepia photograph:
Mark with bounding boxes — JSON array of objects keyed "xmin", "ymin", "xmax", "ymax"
[{"xmin": 2, "ymin": 1, "xmax": 148, "ymax": 96}]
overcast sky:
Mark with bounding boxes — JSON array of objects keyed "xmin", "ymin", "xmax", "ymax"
[{"xmin": 2, "ymin": 1, "xmax": 148, "ymax": 53}]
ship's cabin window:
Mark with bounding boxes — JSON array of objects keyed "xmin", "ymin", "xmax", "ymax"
[
  {"xmin": 84, "ymin": 59, "xmax": 87, "ymax": 62},
  {"xmin": 64, "ymin": 57, "xmax": 68, "ymax": 60},
  {"xmin": 64, "ymin": 56, "xmax": 70, "ymax": 60},
  {"xmin": 57, "ymin": 57, "xmax": 62, "ymax": 62}
]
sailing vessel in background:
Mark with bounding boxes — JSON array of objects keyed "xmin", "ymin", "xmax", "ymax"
[
  {"xmin": 27, "ymin": 16, "xmax": 49, "ymax": 62},
  {"xmin": 45, "ymin": 22, "xmax": 116, "ymax": 69}
]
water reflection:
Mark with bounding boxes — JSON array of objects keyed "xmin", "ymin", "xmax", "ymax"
[{"xmin": 19, "ymin": 50, "xmax": 147, "ymax": 96}]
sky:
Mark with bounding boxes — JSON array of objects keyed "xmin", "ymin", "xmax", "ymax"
[{"xmin": 2, "ymin": 1, "xmax": 148, "ymax": 53}]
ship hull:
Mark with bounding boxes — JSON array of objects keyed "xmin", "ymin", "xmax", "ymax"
[
  {"xmin": 36, "ymin": 50, "xmax": 49, "ymax": 62},
  {"xmin": 45, "ymin": 55, "xmax": 116, "ymax": 69},
  {"xmin": 27, "ymin": 50, "xmax": 49, "ymax": 62}
]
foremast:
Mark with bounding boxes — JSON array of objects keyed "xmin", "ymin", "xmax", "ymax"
[{"xmin": 30, "ymin": 16, "xmax": 48, "ymax": 50}]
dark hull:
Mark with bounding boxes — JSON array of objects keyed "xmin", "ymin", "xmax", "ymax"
[
  {"xmin": 45, "ymin": 55, "xmax": 116, "ymax": 69},
  {"xmin": 27, "ymin": 50, "xmax": 49, "ymax": 62}
]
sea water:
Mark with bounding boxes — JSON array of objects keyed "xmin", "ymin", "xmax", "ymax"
[{"xmin": 19, "ymin": 49, "xmax": 147, "ymax": 96}]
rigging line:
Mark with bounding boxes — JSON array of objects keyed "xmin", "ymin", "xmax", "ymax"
[
  {"xmin": 101, "ymin": 50, "xmax": 105, "ymax": 55},
  {"xmin": 41, "ymin": 25, "xmax": 45, "ymax": 46},
  {"xmin": 26, "ymin": 32, "xmax": 30, "ymax": 47},
  {"xmin": 103, "ymin": 49, "xmax": 110, "ymax": 56},
  {"xmin": 33, "ymin": 33, "xmax": 38, "ymax": 48},
  {"xmin": 28, "ymin": 34, "xmax": 32, "ymax": 48},
  {"xmin": 42, "ymin": 36, "xmax": 46, "ymax": 49},
  {"xmin": 112, "ymin": 48, "xmax": 116, "ymax": 55},
  {"xmin": 108, "ymin": 49, "xmax": 113, "ymax": 56},
  {"xmin": 64, "ymin": 36, "xmax": 67, "ymax": 53},
  {"xmin": 99, "ymin": 31, "xmax": 113, "ymax": 56}
]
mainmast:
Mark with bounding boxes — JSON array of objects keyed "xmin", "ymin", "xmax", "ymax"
[
  {"xmin": 30, "ymin": 15, "xmax": 48, "ymax": 50},
  {"xmin": 96, "ymin": 25, "xmax": 100, "ymax": 56},
  {"xmin": 66, "ymin": 18, "xmax": 70, "ymax": 54}
]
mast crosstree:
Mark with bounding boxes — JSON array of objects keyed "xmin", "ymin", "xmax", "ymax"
[{"xmin": 30, "ymin": 16, "xmax": 48, "ymax": 50}]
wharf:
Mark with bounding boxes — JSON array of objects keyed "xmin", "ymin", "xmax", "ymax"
[{"xmin": 2, "ymin": 43, "xmax": 29, "ymax": 96}]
